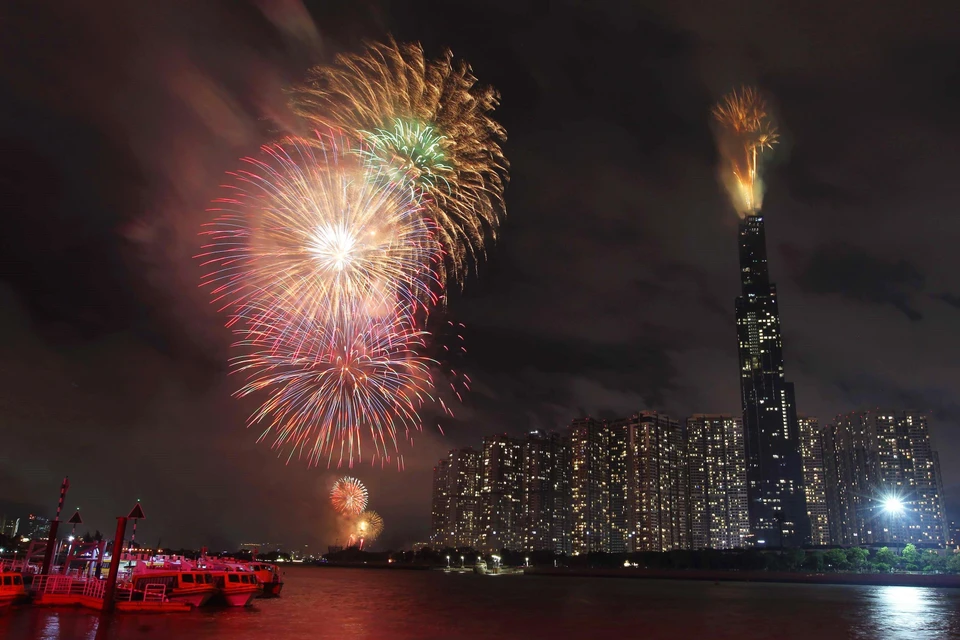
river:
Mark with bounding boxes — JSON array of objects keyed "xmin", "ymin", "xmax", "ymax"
[{"xmin": 3, "ymin": 566, "xmax": 960, "ymax": 639}]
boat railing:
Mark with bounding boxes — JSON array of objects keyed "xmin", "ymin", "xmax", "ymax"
[
  {"xmin": 82, "ymin": 579, "xmax": 106, "ymax": 600},
  {"xmin": 29, "ymin": 574, "xmax": 73, "ymax": 594}
]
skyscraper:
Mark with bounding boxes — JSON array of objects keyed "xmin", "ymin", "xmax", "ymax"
[
  {"xmin": 430, "ymin": 459, "xmax": 451, "ymax": 547},
  {"xmin": 822, "ymin": 411, "xmax": 947, "ymax": 547},
  {"xmin": 480, "ymin": 435, "xmax": 524, "ymax": 551},
  {"xmin": 890, "ymin": 412, "xmax": 946, "ymax": 546},
  {"xmin": 687, "ymin": 414, "xmax": 749, "ymax": 549},
  {"xmin": 798, "ymin": 416, "xmax": 830, "ymax": 546},
  {"xmin": 607, "ymin": 418, "xmax": 631, "ymax": 553},
  {"xmin": 569, "ymin": 417, "xmax": 609, "ymax": 554},
  {"xmin": 735, "ymin": 214, "xmax": 809, "ymax": 547},
  {"xmin": 822, "ymin": 414, "xmax": 880, "ymax": 545},
  {"xmin": 521, "ymin": 430, "xmax": 571, "ymax": 554},
  {"xmin": 627, "ymin": 412, "xmax": 689, "ymax": 552},
  {"xmin": 451, "ymin": 448, "xmax": 483, "ymax": 548}
]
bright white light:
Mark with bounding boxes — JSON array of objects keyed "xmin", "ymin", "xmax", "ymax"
[
  {"xmin": 68, "ymin": 536, "xmax": 75, "ymax": 542},
  {"xmin": 883, "ymin": 496, "xmax": 906, "ymax": 515}
]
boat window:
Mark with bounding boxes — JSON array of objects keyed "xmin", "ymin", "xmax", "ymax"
[
  {"xmin": 181, "ymin": 574, "xmax": 195, "ymax": 583},
  {"xmin": 3, "ymin": 576, "xmax": 11, "ymax": 586},
  {"xmin": 205, "ymin": 574, "xmax": 214, "ymax": 584},
  {"xmin": 228, "ymin": 574, "xmax": 240, "ymax": 583},
  {"xmin": 13, "ymin": 576, "xmax": 22, "ymax": 585}
]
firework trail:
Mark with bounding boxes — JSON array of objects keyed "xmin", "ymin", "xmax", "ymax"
[
  {"xmin": 197, "ymin": 129, "xmax": 441, "ymax": 349},
  {"xmin": 291, "ymin": 37, "xmax": 509, "ymax": 286},
  {"xmin": 231, "ymin": 307, "xmax": 438, "ymax": 468},
  {"xmin": 355, "ymin": 510, "xmax": 384, "ymax": 548},
  {"xmin": 331, "ymin": 476, "xmax": 369, "ymax": 515},
  {"xmin": 712, "ymin": 86, "xmax": 779, "ymax": 216}
]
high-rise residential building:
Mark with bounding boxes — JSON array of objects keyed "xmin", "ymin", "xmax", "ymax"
[
  {"xmin": 687, "ymin": 414, "xmax": 749, "ymax": 550},
  {"xmin": 607, "ymin": 418, "xmax": 631, "ymax": 553},
  {"xmin": 448, "ymin": 448, "xmax": 483, "ymax": 548},
  {"xmin": 822, "ymin": 414, "xmax": 880, "ymax": 545},
  {"xmin": 480, "ymin": 435, "xmax": 524, "ymax": 551},
  {"xmin": 570, "ymin": 417, "xmax": 610, "ymax": 554},
  {"xmin": 735, "ymin": 214, "xmax": 809, "ymax": 547},
  {"xmin": 823, "ymin": 411, "xmax": 947, "ymax": 547},
  {"xmin": 900, "ymin": 412, "xmax": 946, "ymax": 546},
  {"xmin": 26, "ymin": 514, "xmax": 51, "ymax": 540},
  {"xmin": 627, "ymin": 412, "xmax": 690, "ymax": 552},
  {"xmin": 430, "ymin": 459, "xmax": 451, "ymax": 547},
  {"xmin": 521, "ymin": 431, "xmax": 571, "ymax": 554},
  {"xmin": 0, "ymin": 515, "xmax": 20, "ymax": 538},
  {"xmin": 798, "ymin": 416, "xmax": 830, "ymax": 546}
]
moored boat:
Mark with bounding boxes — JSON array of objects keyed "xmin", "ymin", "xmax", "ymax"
[
  {"xmin": 129, "ymin": 571, "xmax": 217, "ymax": 607},
  {"xmin": 208, "ymin": 571, "xmax": 261, "ymax": 607},
  {"xmin": 245, "ymin": 562, "xmax": 284, "ymax": 597},
  {"xmin": 0, "ymin": 572, "xmax": 26, "ymax": 609}
]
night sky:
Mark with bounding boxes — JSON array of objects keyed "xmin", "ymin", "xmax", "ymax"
[{"xmin": 3, "ymin": 0, "xmax": 960, "ymax": 550}]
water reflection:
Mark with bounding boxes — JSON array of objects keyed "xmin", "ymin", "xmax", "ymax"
[
  {"xmin": 4, "ymin": 570, "xmax": 960, "ymax": 640},
  {"xmin": 859, "ymin": 586, "xmax": 951, "ymax": 640}
]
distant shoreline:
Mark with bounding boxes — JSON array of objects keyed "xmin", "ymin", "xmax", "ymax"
[
  {"xmin": 524, "ymin": 566, "xmax": 960, "ymax": 588},
  {"xmin": 308, "ymin": 563, "xmax": 960, "ymax": 587}
]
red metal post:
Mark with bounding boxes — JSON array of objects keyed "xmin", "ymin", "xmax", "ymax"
[
  {"xmin": 101, "ymin": 517, "xmax": 128, "ymax": 613},
  {"xmin": 40, "ymin": 477, "xmax": 69, "ymax": 575}
]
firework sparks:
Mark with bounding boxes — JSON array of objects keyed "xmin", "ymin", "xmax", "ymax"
[
  {"xmin": 356, "ymin": 510, "xmax": 384, "ymax": 547},
  {"xmin": 291, "ymin": 37, "xmax": 508, "ymax": 285},
  {"xmin": 231, "ymin": 307, "xmax": 437, "ymax": 468},
  {"xmin": 712, "ymin": 86, "xmax": 779, "ymax": 216},
  {"xmin": 331, "ymin": 476, "xmax": 369, "ymax": 515},
  {"xmin": 197, "ymin": 129, "xmax": 441, "ymax": 348}
]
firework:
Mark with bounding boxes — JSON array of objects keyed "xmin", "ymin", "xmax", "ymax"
[
  {"xmin": 197, "ymin": 130, "xmax": 441, "ymax": 347},
  {"xmin": 355, "ymin": 510, "xmax": 384, "ymax": 546},
  {"xmin": 291, "ymin": 38, "xmax": 509, "ymax": 285},
  {"xmin": 231, "ymin": 307, "xmax": 437, "ymax": 468},
  {"xmin": 331, "ymin": 476, "xmax": 369, "ymax": 515},
  {"xmin": 712, "ymin": 86, "xmax": 779, "ymax": 215}
]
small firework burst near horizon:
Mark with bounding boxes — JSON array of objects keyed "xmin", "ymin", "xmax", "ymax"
[
  {"xmin": 330, "ymin": 476, "xmax": 369, "ymax": 515},
  {"xmin": 712, "ymin": 86, "xmax": 779, "ymax": 216},
  {"xmin": 355, "ymin": 510, "xmax": 384, "ymax": 547},
  {"xmin": 291, "ymin": 37, "xmax": 509, "ymax": 287}
]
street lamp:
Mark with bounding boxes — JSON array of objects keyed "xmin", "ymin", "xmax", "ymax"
[
  {"xmin": 446, "ymin": 555, "xmax": 450, "ymax": 568},
  {"xmin": 883, "ymin": 496, "xmax": 906, "ymax": 515},
  {"xmin": 525, "ymin": 557, "xmax": 529, "ymax": 568},
  {"xmin": 460, "ymin": 555, "xmax": 465, "ymax": 568}
]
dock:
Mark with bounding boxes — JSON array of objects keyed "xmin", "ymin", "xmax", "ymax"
[{"xmin": 28, "ymin": 575, "xmax": 192, "ymax": 613}]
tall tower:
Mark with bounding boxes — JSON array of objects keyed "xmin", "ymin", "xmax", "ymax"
[{"xmin": 735, "ymin": 214, "xmax": 809, "ymax": 547}]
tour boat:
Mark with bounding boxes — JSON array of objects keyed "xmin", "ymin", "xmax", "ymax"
[
  {"xmin": 245, "ymin": 562, "xmax": 284, "ymax": 597},
  {"xmin": 0, "ymin": 572, "xmax": 26, "ymax": 609},
  {"xmin": 207, "ymin": 571, "xmax": 261, "ymax": 607},
  {"xmin": 129, "ymin": 571, "xmax": 217, "ymax": 607}
]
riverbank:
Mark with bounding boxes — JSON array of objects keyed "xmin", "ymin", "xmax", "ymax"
[{"xmin": 525, "ymin": 566, "xmax": 960, "ymax": 587}]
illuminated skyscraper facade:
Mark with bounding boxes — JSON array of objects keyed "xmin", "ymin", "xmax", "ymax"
[
  {"xmin": 627, "ymin": 412, "xmax": 690, "ymax": 552},
  {"xmin": 521, "ymin": 431, "xmax": 571, "ymax": 554},
  {"xmin": 735, "ymin": 214, "xmax": 809, "ymax": 547},
  {"xmin": 570, "ymin": 417, "xmax": 609, "ymax": 554},
  {"xmin": 822, "ymin": 411, "xmax": 947, "ymax": 547},
  {"xmin": 798, "ymin": 416, "xmax": 830, "ymax": 546},
  {"xmin": 429, "ymin": 459, "xmax": 451, "ymax": 547},
  {"xmin": 480, "ymin": 435, "xmax": 524, "ymax": 551},
  {"xmin": 687, "ymin": 414, "xmax": 749, "ymax": 549}
]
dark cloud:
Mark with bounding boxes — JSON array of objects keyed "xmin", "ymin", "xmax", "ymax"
[
  {"xmin": 3, "ymin": 0, "xmax": 960, "ymax": 546},
  {"xmin": 790, "ymin": 243, "xmax": 925, "ymax": 321}
]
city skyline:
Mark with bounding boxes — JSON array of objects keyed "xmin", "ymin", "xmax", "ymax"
[{"xmin": 430, "ymin": 409, "xmax": 948, "ymax": 553}]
